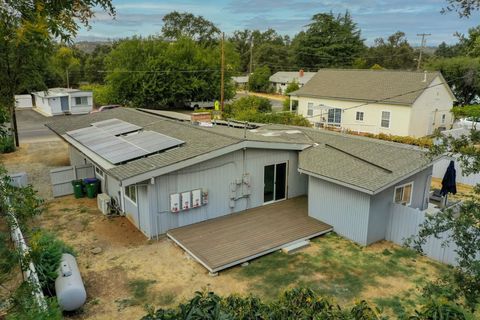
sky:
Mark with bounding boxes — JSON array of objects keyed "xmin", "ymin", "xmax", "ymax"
[{"xmin": 77, "ymin": 0, "xmax": 480, "ymax": 46}]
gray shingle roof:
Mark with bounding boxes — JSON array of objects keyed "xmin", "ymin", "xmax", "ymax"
[
  {"xmin": 298, "ymin": 129, "xmax": 431, "ymax": 193},
  {"xmin": 46, "ymin": 108, "xmax": 432, "ymax": 192},
  {"xmin": 290, "ymin": 69, "xmax": 449, "ymax": 105},
  {"xmin": 269, "ymin": 71, "xmax": 316, "ymax": 85}
]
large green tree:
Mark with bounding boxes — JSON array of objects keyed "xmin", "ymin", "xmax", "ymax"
[
  {"xmin": 105, "ymin": 36, "xmax": 238, "ymax": 108},
  {"xmin": 84, "ymin": 44, "xmax": 113, "ymax": 84},
  {"xmin": 161, "ymin": 11, "xmax": 220, "ymax": 46},
  {"xmin": 247, "ymin": 66, "xmax": 271, "ymax": 92},
  {"xmin": 0, "ymin": 0, "xmax": 114, "ymax": 147},
  {"xmin": 292, "ymin": 11, "xmax": 365, "ymax": 69},
  {"xmin": 230, "ymin": 28, "xmax": 288, "ymax": 73},
  {"xmin": 427, "ymin": 57, "xmax": 480, "ymax": 105},
  {"xmin": 366, "ymin": 31, "xmax": 416, "ymax": 69}
]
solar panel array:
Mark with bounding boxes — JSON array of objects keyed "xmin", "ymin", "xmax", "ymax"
[
  {"xmin": 66, "ymin": 119, "xmax": 184, "ymax": 165},
  {"xmin": 123, "ymin": 131, "xmax": 184, "ymax": 153},
  {"xmin": 91, "ymin": 118, "xmax": 142, "ymax": 136}
]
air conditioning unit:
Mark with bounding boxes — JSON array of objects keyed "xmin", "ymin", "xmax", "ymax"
[{"xmin": 97, "ymin": 193, "xmax": 111, "ymax": 215}]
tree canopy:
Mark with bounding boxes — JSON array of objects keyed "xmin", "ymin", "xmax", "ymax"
[
  {"xmin": 292, "ymin": 11, "xmax": 365, "ymax": 68},
  {"xmin": 104, "ymin": 36, "xmax": 238, "ymax": 108},
  {"xmin": 366, "ymin": 31, "xmax": 416, "ymax": 70},
  {"xmin": 161, "ymin": 11, "xmax": 220, "ymax": 45}
]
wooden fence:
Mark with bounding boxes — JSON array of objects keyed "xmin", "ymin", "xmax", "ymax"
[
  {"xmin": 386, "ymin": 203, "xmax": 459, "ymax": 266},
  {"xmin": 50, "ymin": 164, "xmax": 94, "ymax": 197}
]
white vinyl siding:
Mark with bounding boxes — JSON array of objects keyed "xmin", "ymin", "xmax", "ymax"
[{"xmin": 381, "ymin": 111, "xmax": 391, "ymax": 128}]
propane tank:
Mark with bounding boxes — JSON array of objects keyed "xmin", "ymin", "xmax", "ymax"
[{"xmin": 55, "ymin": 253, "xmax": 86, "ymax": 311}]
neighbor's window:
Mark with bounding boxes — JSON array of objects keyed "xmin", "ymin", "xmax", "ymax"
[
  {"xmin": 307, "ymin": 102, "xmax": 314, "ymax": 116},
  {"xmin": 356, "ymin": 111, "xmax": 364, "ymax": 121},
  {"xmin": 75, "ymin": 96, "xmax": 88, "ymax": 105},
  {"xmin": 381, "ymin": 111, "xmax": 390, "ymax": 128},
  {"xmin": 441, "ymin": 114, "xmax": 446, "ymax": 124},
  {"xmin": 125, "ymin": 185, "xmax": 137, "ymax": 204},
  {"xmin": 394, "ymin": 182, "xmax": 413, "ymax": 206},
  {"xmin": 328, "ymin": 108, "xmax": 342, "ymax": 124}
]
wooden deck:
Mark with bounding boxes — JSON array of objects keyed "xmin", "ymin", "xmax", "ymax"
[{"xmin": 167, "ymin": 196, "xmax": 332, "ymax": 273}]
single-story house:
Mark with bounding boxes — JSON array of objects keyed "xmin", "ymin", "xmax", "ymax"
[
  {"xmin": 270, "ymin": 70, "xmax": 316, "ymax": 94},
  {"xmin": 290, "ymin": 69, "xmax": 456, "ymax": 137},
  {"xmin": 32, "ymin": 88, "xmax": 93, "ymax": 116},
  {"xmin": 46, "ymin": 108, "xmax": 436, "ymax": 272},
  {"xmin": 232, "ymin": 76, "xmax": 249, "ymax": 90}
]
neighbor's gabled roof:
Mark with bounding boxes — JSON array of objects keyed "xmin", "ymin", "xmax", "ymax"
[
  {"xmin": 290, "ymin": 69, "xmax": 455, "ymax": 106},
  {"xmin": 46, "ymin": 108, "xmax": 434, "ymax": 193},
  {"xmin": 269, "ymin": 71, "xmax": 316, "ymax": 85}
]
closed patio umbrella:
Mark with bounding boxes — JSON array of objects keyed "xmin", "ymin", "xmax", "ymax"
[{"xmin": 440, "ymin": 160, "xmax": 457, "ymax": 206}]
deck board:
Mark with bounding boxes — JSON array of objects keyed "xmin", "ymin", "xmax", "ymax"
[{"xmin": 167, "ymin": 196, "xmax": 332, "ymax": 272}]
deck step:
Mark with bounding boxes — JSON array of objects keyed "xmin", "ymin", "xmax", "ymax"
[{"xmin": 282, "ymin": 240, "xmax": 310, "ymax": 254}]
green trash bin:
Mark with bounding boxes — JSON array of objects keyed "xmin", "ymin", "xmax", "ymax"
[
  {"xmin": 72, "ymin": 180, "xmax": 84, "ymax": 199},
  {"xmin": 85, "ymin": 182, "xmax": 98, "ymax": 199}
]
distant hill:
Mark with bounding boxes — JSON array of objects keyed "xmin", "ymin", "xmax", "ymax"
[{"xmin": 74, "ymin": 41, "xmax": 114, "ymax": 53}]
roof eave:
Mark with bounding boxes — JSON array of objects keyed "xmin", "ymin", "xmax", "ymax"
[{"xmin": 289, "ymin": 93, "xmax": 412, "ymax": 106}]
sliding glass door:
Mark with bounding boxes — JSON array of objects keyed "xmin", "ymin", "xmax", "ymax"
[{"xmin": 263, "ymin": 162, "xmax": 287, "ymax": 203}]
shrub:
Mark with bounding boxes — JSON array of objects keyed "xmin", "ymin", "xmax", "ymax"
[
  {"xmin": 248, "ymin": 66, "xmax": 271, "ymax": 92},
  {"xmin": 343, "ymin": 130, "xmax": 433, "ymax": 148},
  {"xmin": 0, "ymin": 135, "xmax": 15, "ymax": 153},
  {"xmin": 79, "ymin": 83, "xmax": 116, "ymax": 107},
  {"xmin": 224, "ymin": 96, "xmax": 272, "ymax": 118},
  {"xmin": 284, "ymin": 80, "xmax": 299, "ymax": 95},
  {"xmin": 6, "ymin": 282, "xmax": 62, "ymax": 320},
  {"xmin": 28, "ymin": 230, "xmax": 75, "ymax": 295}
]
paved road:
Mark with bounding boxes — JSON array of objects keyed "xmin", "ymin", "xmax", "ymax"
[{"xmin": 16, "ymin": 109, "xmax": 60, "ymax": 143}]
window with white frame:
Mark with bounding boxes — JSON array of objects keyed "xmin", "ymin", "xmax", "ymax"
[
  {"xmin": 356, "ymin": 111, "xmax": 364, "ymax": 121},
  {"xmin": 75, "ymin": 96, "xmax": 88, "ymax": 105},
  {"xmin": 125, "ymin": 185, "xmax": 137, "ymax": 204},
  {"xmin": 381, "ymin": 111, "xmax": 391, "ymax": 128},
  {"xmin": 441, "ymin": 114, "xmax": 446, "ymax": 124},
  {"xmin": 394, "ymin": 182, "xmax": 413, "ymax": 206},
  {"xmin": 327, "ymin": 108, "xmax": 342, "ymax": 124},
  {"xmin": 307, "ymin": 102, "xmax": 314, "ymax": 116}
]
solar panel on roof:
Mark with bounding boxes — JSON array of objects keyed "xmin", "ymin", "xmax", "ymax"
[
  {"xmin": 66, "ymin": 119, "xmax": 185, "ymax": 165},
  {"xmin": 66, "ymin": 126, "xmax": 148, "ymax": 164},
  {"xmin": 123, "ymin": 131, "xmax": 184, "ymax": 153},
  {"xmin": 91, "ymin": 118, "xmax": 142, "ymax": 136}
]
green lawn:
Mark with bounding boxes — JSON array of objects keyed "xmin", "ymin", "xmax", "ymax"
[{"xmin": 230, "ymin": 233, "xmax": 450, "ymax": 319}]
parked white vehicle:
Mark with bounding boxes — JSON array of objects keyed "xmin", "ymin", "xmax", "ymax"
[{"xmin": 187, "ymin": 101, "xmax": 215, "ymax": 110}]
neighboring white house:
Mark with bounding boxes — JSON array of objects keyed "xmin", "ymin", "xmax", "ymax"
[
  {"xmin": 269, "ymin": 70, "xmax": 316, "ymax": 94},
  {"xmin": 14, "ymin": 94, "xmax": 33, "ymax": 108},
  {"xmin": 32, "ymin": 88, "xmax": 93, "ymax": 116},
  {"xmin": 290, "ymin": 69, "xmax": 456, "ymax": 137},
  {"xmin": 232, "ymin": 75, "xmax": 249, "ymax": 90}
]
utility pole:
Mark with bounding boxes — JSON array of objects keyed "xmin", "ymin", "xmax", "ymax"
[
  {"xmin": 249, "ymin": 35, "xmax": 254, "ymax": 74},
  {"xmin": 416, "ymin": 33, "xmax": 431, "ymax": 70},
  {"xmin": 220, "ymin": 32, "xmax": 225, "ymax": 112}
]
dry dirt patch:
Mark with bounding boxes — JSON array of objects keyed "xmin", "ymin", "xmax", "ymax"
[
  {"xmin": 0, "ymin": 141, "xmax": 69, "ymax": 199},
  {"xmin": 39, "ymin": 196, "xmax": 250, "ymax": 320}
]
